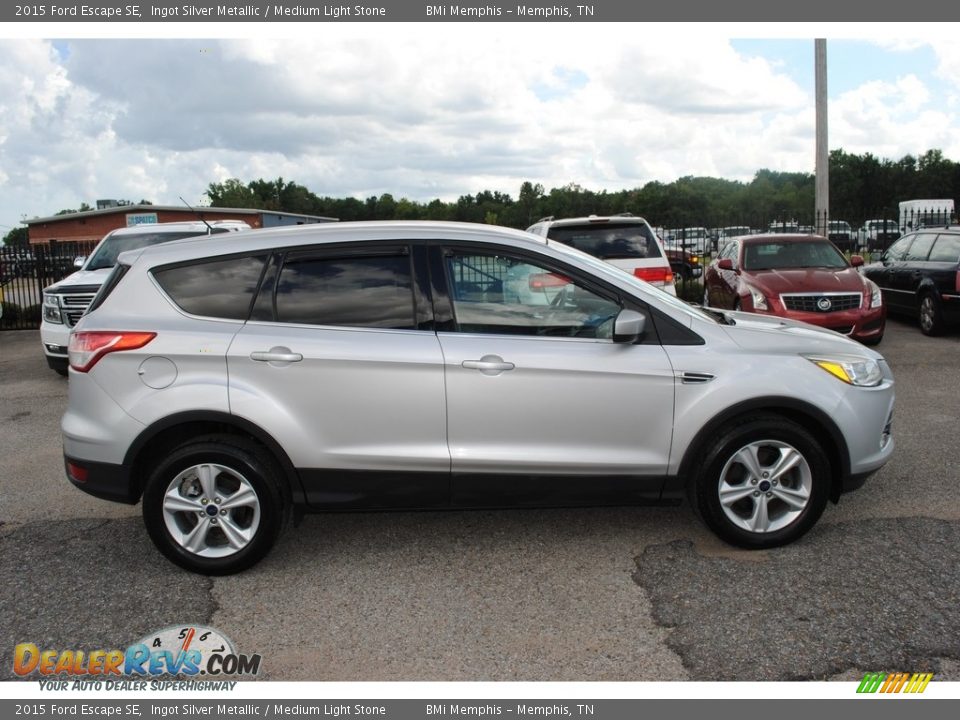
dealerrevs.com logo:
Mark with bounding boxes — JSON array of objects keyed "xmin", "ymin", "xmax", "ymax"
[
  {"xmin": 857, "ymin": 672, "xmax": 934, "ymax": 694},
  {"xmin": 13, "ymin": 625, "xmax": 261, "ymax": 685}
]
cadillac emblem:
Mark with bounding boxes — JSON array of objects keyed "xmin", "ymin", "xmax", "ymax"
[{"xmin": 817, "ymin": 297, "xmax": 832, "ymax": 311}]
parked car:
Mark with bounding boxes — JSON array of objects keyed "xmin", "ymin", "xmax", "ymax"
[
  {"xmin": 861, "ymin": 227, "xmax": 960, "ymax": 336},
  {"xmin": 769, "ymin": 220, "xmax": 800, "ymax": 234},
  {"xmin": 827, "ymin": 220, "xmax": 855, "ymax": 252},
  {"xmin": 858, "ymin": 219, "xmax": 900, "ymax": 253},
  {"xmin": 662, "ymin": 243, "xmax": 702, "ymax": 281},
  {"xmin": 703, "ymin": 233, "xmax": 885, "ymax": 345},
  {"xmin": 672, "ymin": 226, "xmax": 711, "ymax": 254},
  {"xmin": 41, "ymin": 220, "xmax": 251, "ymax": 375},
  {"xmin": 717, "ymin": 226, "xmax": 753, "ymax": 252},
  {"xmin": 62, "ymin": 221, "xmax": 895, "ymax": 574},
  {"xmin": 526, "ymin": 214, "xmax": 676, "ymax": 295}
]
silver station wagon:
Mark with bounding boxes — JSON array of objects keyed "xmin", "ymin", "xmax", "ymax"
[{"xmin": 62, "ymin": 221, "xmax": 895, "ymax": 574}]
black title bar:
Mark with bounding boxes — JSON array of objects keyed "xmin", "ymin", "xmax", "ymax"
[{"xmin": 6, "ymin": 0, "xmax": 960, "ymax": 22}]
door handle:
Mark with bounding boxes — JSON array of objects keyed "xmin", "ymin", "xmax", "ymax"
[
  {"xmin": 250, "ymin": 347, "xmax": 303, "ymax": 363},
  {"xmin": 462, "ymin": 355, "xmax": 515, "ymax": 376}
]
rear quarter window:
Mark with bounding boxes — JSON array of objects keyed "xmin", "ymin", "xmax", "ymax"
[{"xmin": 153, "ymin": 255, "xmax": 267, "ymax": 320}]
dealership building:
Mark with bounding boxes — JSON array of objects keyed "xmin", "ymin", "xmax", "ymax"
[{"xmin": 26, "ymin": 203, "xmax": 337, "ymax": 249}]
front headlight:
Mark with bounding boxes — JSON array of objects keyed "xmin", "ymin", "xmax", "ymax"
[
  {"xmin": 806, "ymin": 355, "xmax": 883, "ymax": 387},
  {"xmin": 744, "ymin": 284, "xmax": 768, "ymax": 310},
  {"xmin": 865, "ymin": 279, "xmax": 883, "ymax": 309},
  {"xmin": 42, "ymin": 293, "xmax": 63, "ymax": 324}
]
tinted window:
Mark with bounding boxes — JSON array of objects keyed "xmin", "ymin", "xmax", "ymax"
[
  {"xmin": 546, "ymin": 222, "xmax": 662, "ymax": 259},
  {"xmin": 904, "ymin": 232, "xmax": 937, "ymax": 261},
  {"xmin": 275, "ymin": 253, "xmax": 415, "ymax": 329},
  {"xmin": 445, "ymin": 251, "xmax": 620, "ymax": 338},
  {"xmin": 928, "ymin": 234, "xmax": 960, "ymax": 264},
  {"xmin": 742, "ymin": 241, "xmax": 846, "ymax": 270},
  {"xmin": 154, "ymin": 255, "xmax": 267, "ymax": 320}
]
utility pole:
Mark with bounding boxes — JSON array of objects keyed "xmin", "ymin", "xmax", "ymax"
[{"xmin": 815, "ymin": 39, "xmax": 828, "ymax": 237}]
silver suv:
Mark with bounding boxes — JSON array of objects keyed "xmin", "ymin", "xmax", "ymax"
[{"xmin": 62, "ymin": 221, "xmax": 895, "ymax": 574}]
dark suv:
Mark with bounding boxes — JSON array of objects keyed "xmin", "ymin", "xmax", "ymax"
[{"xmin": 861, "ymin": 227, "xmax": 960, "ymax": 335}]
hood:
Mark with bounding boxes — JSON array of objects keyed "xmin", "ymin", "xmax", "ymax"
[
  {"xmin": 721, "ymin": 310, "xmax": 885, "ymax": 360},
  {"xmin": 43, "ymin": 267, "xmax": 112, "ymax": 293},
  {"xmin": 744, "ymin": 267, "xmax": 867, "ymax": 296}
]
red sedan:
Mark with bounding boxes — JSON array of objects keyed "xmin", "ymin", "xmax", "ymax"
[{"xmin": 703, "ymin": 234, "xmax": 886, "ymax": 344}]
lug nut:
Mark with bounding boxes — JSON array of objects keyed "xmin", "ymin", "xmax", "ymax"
[
  {"xmin": 772, "ymin": 480, "xmax": 778, "ymax": 486},
  {"xmin": 210, "ymin": 518, "xmax": 218, "ymax": 525},
  {"xmin": 753, "ymin": 490, "xmax": 761, "ymax": 497},
  {"xmin": 201, "ymin": 498, "xmax": 209, "ymax": 505},
  {"xmin": 766, "ymin": 491, "xmax": 773, "ymax": 498},
  {"xmin": 220, "ymin": 509, "xmax": 227, "ymax": 516},
  {"xmin": 751, "ymin": 478, "xmax": 758, "ymax": 485},
  {"xmin": 215, "ymin": 497, "xmax": 222, "ymax": 504}
]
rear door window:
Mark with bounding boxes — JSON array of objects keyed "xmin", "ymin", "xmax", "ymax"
[
  {"xmin": 273, "ymin": 251, "xmax": 416, "ymax": 330},
  {"xmin": 904, "ymin": 232, "xmax": 937, "ymax": 262},
  {"xmin": 928, "ymin": 234, "xmax": 960, "ymax": 264}
]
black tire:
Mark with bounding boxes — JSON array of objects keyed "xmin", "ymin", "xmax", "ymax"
[
  {"xmin": 142, "ymin": 435, "xmax": 288, "ymax": 575},
  {"xmin": 918, "ymin": 292, "xmax": 944, "ymax": 336},
  {"xmin": 688, "ymin": 414, "xmax": 830, "ymax": 549}
]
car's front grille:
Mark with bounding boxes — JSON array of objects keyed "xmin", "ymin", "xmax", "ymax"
[
  {"xmin": 60, "ymin": 293, "xmax": 97, "ymax": 327},
  {"xmin": 781, "ymin": 293, "xmax": 862, "ymax": 313}
]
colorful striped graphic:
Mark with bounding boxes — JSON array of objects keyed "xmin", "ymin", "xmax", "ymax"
[{"xmin": 857, "ymin": 672, "xmax": 933, "ymax": 694}]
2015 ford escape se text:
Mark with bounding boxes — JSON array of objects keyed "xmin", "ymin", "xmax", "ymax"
[{"xmin": 62, "ymin": 221, "xmax": 895, "ymax": 574}]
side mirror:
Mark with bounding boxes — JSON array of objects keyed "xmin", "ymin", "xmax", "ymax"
[
  {"xmin": 73, "ymin": 256, "xmax": 86, "ymax": 269},
  {"xmin": 613, "ymin": 309, "xmax": 646, "ymax": 344},
  {"xmin": 718, "ymin": 258, "xmax": 734, "ymax": 271},
  {"xmin": 849, "ymin": 255, "xmax": 864, "ymax": 267}
]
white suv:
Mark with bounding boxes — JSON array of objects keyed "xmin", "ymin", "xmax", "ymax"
[
  {"xmin": 41, "ymin": 220, "xmax": 250, "ymax": 374},
  {"xmin": 62, "ymin": 221, "xmax": 895, "ymax": 574},
  {"xmin": 526, "ymin": 214, "xmax": 676, "ymax": 295}
]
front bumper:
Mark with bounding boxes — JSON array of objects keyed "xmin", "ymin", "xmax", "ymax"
[{"xmin": 753, "ymin": 304, "xmax": 886, "ymax": 342}]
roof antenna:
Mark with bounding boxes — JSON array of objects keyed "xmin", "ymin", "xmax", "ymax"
[{"xmin": 179, "ymin": 196, "xmax": 215, "ymax": 233}]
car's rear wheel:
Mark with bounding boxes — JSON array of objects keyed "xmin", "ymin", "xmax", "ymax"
[
  {"xmin": 142, "ymin": 436, "xmax": 287, "ymax": 575},
  {"xmin": 919, "ymin": 292, "xmax": 944, "ymax": 336},
  {"xmin": 690, "ymin": 415, "xmax": 830, "ymax": 548}
]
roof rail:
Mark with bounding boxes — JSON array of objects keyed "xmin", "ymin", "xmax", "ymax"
[{"xmin": 537, "ymin": 216, "xmax": 554, "ymax": 223}]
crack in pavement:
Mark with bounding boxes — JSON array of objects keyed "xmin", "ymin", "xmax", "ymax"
[{"xmin": 632, "ymin": 516, "xmax": 960, "ymax": 681}]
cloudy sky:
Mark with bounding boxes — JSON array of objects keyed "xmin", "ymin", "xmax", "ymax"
[{"xmin": 1, "ymin": 25, "xmax": 959, "ymax": 235}]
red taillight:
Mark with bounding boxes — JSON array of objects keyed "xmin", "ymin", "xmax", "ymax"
[
  {"xmin": 529, "ymin": 272, "xmax": 571, "ymax": 290},
  {"xmin": 633, "ymin": 266, "xmax": 675, "ymax": 285},
  {"xmin": 67, "ymin": 462, "xmax": 88, "ymax": 483},
  {"xmin": 68, "ymin": 331, "xmax": 156, "ymax": 373}
]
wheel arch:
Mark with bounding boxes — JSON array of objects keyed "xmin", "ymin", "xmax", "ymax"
[
  {"xmin": 123, "ymin": 411, "xmax": 304, "ymax": 506},
  {"xmin": 676, "ymin": 397, "xmax": 850, "ymax": 504}
]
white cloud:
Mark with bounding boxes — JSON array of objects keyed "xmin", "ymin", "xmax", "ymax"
[{"xmin": 0, "ymin": 31, "xmax": 957, "ymax": 234}]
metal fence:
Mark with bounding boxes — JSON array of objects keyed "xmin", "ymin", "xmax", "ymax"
[
  {"xmin": 3, "ymin": 206, "xmax": 955, "ymax": 329},
  {"xmin": 1, "ymin": 242, "xmax": 97, "ymax": 331}
]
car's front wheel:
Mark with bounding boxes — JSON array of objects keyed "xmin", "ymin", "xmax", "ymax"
[
  {"xmin": 142, "ymin": 436, "xmax": 287, "ymax": 574},
  {"xmin": 690, "ymin": 415, "xmax": 830, "ymax": 548}
]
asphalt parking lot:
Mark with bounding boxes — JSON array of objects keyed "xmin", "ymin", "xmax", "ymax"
[{"xmin": 1, "ymin": 319, "xmax": 959, "ymax": 682}]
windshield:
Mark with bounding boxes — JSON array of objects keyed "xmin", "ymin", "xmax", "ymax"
[
  {"xmin": 86, "ymin": 229, "xmax": 218, "ymax": 271},
  {"xmin": 546, "ymin": 222, "xmax": 663, "ymax": 260},
  {"xmin": 743, "ymin": 241, "xmax": 847, "ymax": 270}
]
